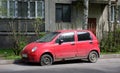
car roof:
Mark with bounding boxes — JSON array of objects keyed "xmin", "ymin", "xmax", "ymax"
[{"xmin": 56, "ymin": 30, "xmax": 91, "ymax": 33}]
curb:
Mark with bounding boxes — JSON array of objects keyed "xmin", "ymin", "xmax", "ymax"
[
  {"xmin": 100, "ymin": 54, "xmax": 120, "ymax": 59},
  {"xmin": 0, "ymin": 59, "xmax": 22, "ymax": 65},
  {"xmin": 0, "ymin": 60, "xmax": 14, "ymax": 65},
  {"xmin": 0, "ymin": 54, "xmax": 120, "ymax": 65}
]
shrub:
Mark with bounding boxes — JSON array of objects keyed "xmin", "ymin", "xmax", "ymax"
[
  {"xmin": 100, "ymin": 29, "xmax": 120, "ymax": 53},
  {"xmin": 8, "ymin": 19, "xmax": 44, "ymax": 56}
]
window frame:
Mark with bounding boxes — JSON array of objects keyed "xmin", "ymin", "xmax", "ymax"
[
  {"xmin": 56, "ymin": 3, "xmax": 71, "ymax": 22},
  {"xmin": 118, "ymin": 5, "xmax": 120, "ymax": 22},
  {"xmin": 17, "ymin": 1, "xmax": 28, "ymax": 18},
  {"xmin": 111, "ymin": 5, "xmax": 115, "ymax": 22},
  {"xmin": 0, "ymin": 0, "xmax": 8, "ymax": 18},
  {"xmin": 56, "ymin": 32, "xmax": 75, "ymax": 43},
  {"xmin": 0, "ymin": 0, "xmax": 44, "ymax": 19}
]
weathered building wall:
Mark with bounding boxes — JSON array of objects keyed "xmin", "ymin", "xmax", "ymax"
[
  {"xmin": 45, "ymin": 0, "xmax": 73, "ymax": 31},
  {"xmin": 97, "ymin": 5, "xmax": 108, "ymax": 40},
  {"xmin": 0, "ymin": 19, "xmax": 45, "ymax": 48},
  {"xmin": 45, "ymin": 0, "xmax": 106, "ymax": 40}
]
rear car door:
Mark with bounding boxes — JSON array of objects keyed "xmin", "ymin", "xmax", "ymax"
[
  {"xmin": 54, "ymin": 32, "xmax": 77, "ymax": 59},
  {"xmin": 76, "ymin": 31, "xmax": 93, "ymax": 57}
]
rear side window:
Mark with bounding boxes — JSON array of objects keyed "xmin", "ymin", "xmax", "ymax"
[
  {"xmin": 77, "ymin": 32, "xmax": 92, "ymax": 41},
  {"xmin": 56, "ymin": 32, "xmax": 75, "ymax": 43}
]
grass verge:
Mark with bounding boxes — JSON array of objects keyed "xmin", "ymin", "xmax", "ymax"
[
  {"xmin": 0, "ymin": 49, "xmax": 21, "ymax": 60},
  {"xmin": 101, "ymin": 51, "xmax": 120, "ymax": 55}
]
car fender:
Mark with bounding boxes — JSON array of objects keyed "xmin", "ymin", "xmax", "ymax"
[{"xmin": 37, "ymin": 48, "xmax": 55, "ymax": 60}]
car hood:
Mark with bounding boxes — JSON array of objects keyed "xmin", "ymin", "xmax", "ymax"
[{"xmin": 22, "ymin": 42, "xmax": 50, "ymax": 53}]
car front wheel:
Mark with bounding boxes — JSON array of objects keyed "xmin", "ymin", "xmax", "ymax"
[
  {"xmin": 88, "ymin": 51, "xmax": 98, "ymax": 63},
  {"xmin": 40, "ymin": 54, "xmax": 53, "ymax": 66}
]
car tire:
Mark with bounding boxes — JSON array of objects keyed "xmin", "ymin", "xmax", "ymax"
[
  {"xmin": 88, "ymin": 51, "xmax": 98, "ymax": 63},
  {"xmin": 40, "ymin": 54, "xmax": 53, "ymax": 66}
]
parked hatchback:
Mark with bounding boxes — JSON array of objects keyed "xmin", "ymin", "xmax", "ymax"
[{"xmin": 21, "ymin": 30, "xmax": 100, "ymax": 66}]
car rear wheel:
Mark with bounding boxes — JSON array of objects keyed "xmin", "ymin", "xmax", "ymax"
[
  {"xmin": 40, "ymin": 54, "xmax": 53, "ymax": 66},
  {"xmin": 88, "ymin": 51, "xmax": 98, "ymax": 63}
]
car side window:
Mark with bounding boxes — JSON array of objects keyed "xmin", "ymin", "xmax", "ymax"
[
  {"xmin": 56, "ymin": 32, "xmax": 75, "ymax": 43},
  {"xmin": 77, "ymin": 32, "xmax": 92, "ymax": 41}
]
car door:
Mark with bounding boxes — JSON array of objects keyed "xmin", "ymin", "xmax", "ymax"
[
  {"xmin": 76, "ymin": 31, "xmax": 93, "ymax": 57},
  {"xmin": 54, "ymin": 32, "xmax": 77, "ymax": 59}
]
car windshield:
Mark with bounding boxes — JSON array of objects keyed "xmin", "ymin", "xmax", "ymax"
[{"xmin": 36, "ymin": 32, "xmax": 60, "ymax": 43}]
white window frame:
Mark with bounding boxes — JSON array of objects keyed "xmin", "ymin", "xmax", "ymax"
[
  {"xmin": 41, "ymin": 1, "xmax": 45, "ymax": 19},
  {"xmin": 36, "ymin": 1, "xmax": 44, "ymax": 19},
  {"xmin": 1, "ymin": 0, "xmax": 8, "ymax": 18},
  {"xmin": 35, "ymin": 1, "xmax": 38, "ymax": 18},
  {"xmin": 0, "ymin": 0, "xmax": 44, "ymax": 19},
  {"xmin": 111, "ymin": 5, "xmax": 115, "ymax": 22},
  {"xmin": 15, "ymin": 1, "xmax": 17, "ymax": 18},
  {"xmin": 0, "ymin": 1, "xmax": 2, "ymax": 17},
  {"xmin": 9, "ymin": 0, "xmax": 16, "ymax": 18},
  {"xmin": 7, "ymin": 0, "xmax": 10, "ymax": 17},
  {"xmin": 28, "ymin": 1, "xmax": 30, "ymax": 18},
  {"xmin": 0, "ymin": 0, "xmax": 16, "ymax": 18}
]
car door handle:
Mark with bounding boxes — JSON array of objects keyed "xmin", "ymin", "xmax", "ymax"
[
  {"xmin": 89, "ymin": 41, "xmax": 93, "ymax": 44},
  {"xmin": 71, "ymin": 42, "xmax": 75, "ymax": 45}
]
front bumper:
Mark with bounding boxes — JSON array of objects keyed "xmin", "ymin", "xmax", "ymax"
[{"xmin": 21, "ymin": 53, "xmax": 39, "ymax": 63}]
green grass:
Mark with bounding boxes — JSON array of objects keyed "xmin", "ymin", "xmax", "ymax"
[
  {"xmin": 0, "ymin": 49, "xmax": 21, "ymax": 60},
  {"xmin": 101, "ymin": 51, "xmax": 120, "ymax": 55}
]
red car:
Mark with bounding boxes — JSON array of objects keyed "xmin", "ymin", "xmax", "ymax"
[{"xmin": 21, "ymin": 30, "xmax": 100, "ymax": 66}]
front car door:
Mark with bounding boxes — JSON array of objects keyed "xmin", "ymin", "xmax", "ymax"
[{"xmin": 54, "ymin": 32, "xmax": 77, "ymax": 59}]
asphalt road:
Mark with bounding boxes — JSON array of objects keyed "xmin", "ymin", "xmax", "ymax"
[{"xmin": 0, "ymin": 58, "xmax": 120, "ymax": 73}]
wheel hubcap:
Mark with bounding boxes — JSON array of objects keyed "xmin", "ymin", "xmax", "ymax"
[
  {"xmin": 42, "ymin": 56, "xmax": 51, "ymax": 65},
  {"xmin": 90, "ymin": 54, "xmax": 97, "ymax": 62}
]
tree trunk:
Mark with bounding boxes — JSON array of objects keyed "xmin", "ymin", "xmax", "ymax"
[{"xmin": 83, "ymin": 0, "xmax": 89, "ymax": 29}]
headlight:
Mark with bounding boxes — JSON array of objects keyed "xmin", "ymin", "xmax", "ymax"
[{"xmin": 31, "ymin": 47, "xmax": 37, "ymax": 52}]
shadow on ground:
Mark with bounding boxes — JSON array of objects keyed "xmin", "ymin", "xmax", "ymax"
[{"xmin": 14, "ymin": 59, "xmax": 90, "ymax": 66}]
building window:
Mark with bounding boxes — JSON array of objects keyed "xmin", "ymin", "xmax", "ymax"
[
  {"xmin": 9, "ymin": 1, "xmax": 15, "ymax": 17},
  {"xmin": 18, "ymin": 1, "xmax": 28, "ymax": 18},
  {"xmin": 111, "ymin": 5, "xmax": 115, "ymax": 22},
  {"xmin": 37, "ymin": 1, "xmax": 43, "ymax": 18},
  {"xmin": 0, "ymin": 1, "xmax": 7, "ymax": 17},
  {"xmin": 56, "ymin": 4, "xmax": 71, "ymax": 22},
  {"xmin": 30, "ymin": 2, "xmax": 35, "ymax": 17},
  {"xmin": 0, "ymin": 0, "xmax": 44, "ymax": 19},
  {"xmin": 118, "ymin": 6, "xmax": 120, "ymax": 21}
]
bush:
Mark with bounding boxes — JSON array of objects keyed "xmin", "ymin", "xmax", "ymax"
[
  {"xmin": 12, "ymin": 36, "xmax": 28, "ymax": 56},
  {"xmin": 100, "ymin": 29, "xmax": 120, "ymax": 53},
  {"xmin": 7, "ymin": 18, "xmax": 45, "ymax": 56}
]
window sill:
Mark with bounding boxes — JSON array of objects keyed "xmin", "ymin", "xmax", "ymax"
[
  {"xmin": 0, "ymin": 17, "xmax": 44, "ymax": 20},
  {"xmin": 56, "ymin": 21, "xmax": 71, "ymax": 23}
]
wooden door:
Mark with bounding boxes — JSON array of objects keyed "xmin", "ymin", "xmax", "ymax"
[{"xmin": 88, "ymin": 18, "xmax": 96, "ymax": 35}]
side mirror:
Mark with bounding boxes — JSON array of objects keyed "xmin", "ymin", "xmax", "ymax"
[{"xmin": 58, "ymin": 39, "xmax": 63, "ymax": 45}]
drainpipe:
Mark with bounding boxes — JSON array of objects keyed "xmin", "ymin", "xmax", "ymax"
[
  {"xmin": 108, "ymin": 0, "xmax": 112, "ymax": 32},
  {"xmin": 108, "ymin": 0, "xmax": 112, "ymax": 50},
  {"xmin": 114, "ymin": 0, "xmax": 118, "ymax": 30},
  {"xmin": 83, "ymin": 0, "xmax": 89, "ymax": 30},
  {"xmin": 113, "ymin": 0, "xmax": 118, "ymax": 45}
]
